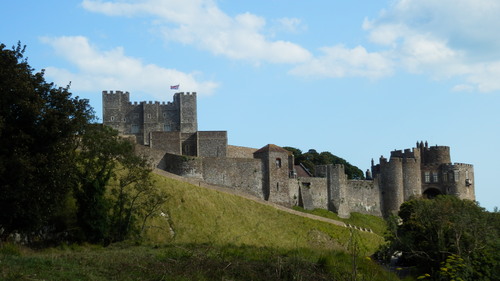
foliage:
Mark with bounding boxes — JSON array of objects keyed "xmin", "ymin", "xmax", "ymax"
[
  {"xmin": 0, "ymin": 42, "xmax": 162, "ymax": 245},
  {"xmin": 0, "ymin": 42, "xmax": 93, "ymax": 239},
  {"xmin": 283, "ymin": 146, "xmax": 364, "ymax": 179},
  {"xmin": 382, "ymin": 196, "xmax": 500, "ymax": 280},
  {"xmin": 74, "ymin": 124, "xmax": 162, "ymax": 244}
]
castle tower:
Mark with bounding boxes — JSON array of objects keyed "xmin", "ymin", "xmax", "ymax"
[
  {"xmin": 380, "ymin": 156, "xmax": 405, "ymax": 217},
  {"xmin": 254, "ymin": 144, "xmax": 291, "ymax": 205},
  {"xmin": 174, "ymin": 92, "xmax": 198, "ymax": 133},
  {"xmin": 401, "ymin": 148, "xmax": 422, "ymax": 200},
  {"xmin": 102, "ymin": 90, "xmax": 131, "ymax": 133},
  {"xmin": 325, "ymin": 164, "xmax": 350, "ymax": 218},
  {"xmin": 421, "ymin": 145, "xmax": 451, "ymax": 165}
]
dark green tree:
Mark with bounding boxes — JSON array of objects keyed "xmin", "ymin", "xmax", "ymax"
[
  {"xmin": 74, "ymin": 124, "xmax": 130, "ymax": 243},
  {"xmin": 283, "ymin": 147, "xmax": 364, "ymax": 179},
  {"xmin": 0, "ymin": 43, "xmax": 93, "ymax": 240},
  {"xmin": 74, "ymin": 124, "xmax": 161, "ymax": 243},
  {"xmin": 384, "ymin": 196, "xmax": 499, "ymax": 280}
]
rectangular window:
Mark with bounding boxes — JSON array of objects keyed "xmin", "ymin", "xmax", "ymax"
[
  {"xmin": 164, "ymin": 124, "xmax": 171, "ymax": 132},
  {"xmin": 131, "ymin": 124, "xmax": 139, "ymax": 134},
  {"xmin": 432, "ymin": 173, "xmax": 438, "ymax": 183},
  {"xmin": 454, "ymin": 170, "xmax": 459, "ymax": 182},
  {"xmin": 276, "ymin": 158, "xmax": 282, "ymax": 168},
  {"xmin": 424, "ymin": 172, "xmax": 430, "ymax": 183},
  {"xmin": 443, "ymin": 173, "xmax": 448, "ymax": 182}
]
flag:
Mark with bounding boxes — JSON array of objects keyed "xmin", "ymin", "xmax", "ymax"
[{"xmin": 170, "ymin": 84, "xmax": 179, "ymax": 90}]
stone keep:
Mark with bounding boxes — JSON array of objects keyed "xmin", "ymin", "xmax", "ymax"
[{"xmin": 102, "ymin": 90, "xmax": 227, "ymax": 157}]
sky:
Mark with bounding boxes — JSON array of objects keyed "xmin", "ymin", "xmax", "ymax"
[{"xmin": 2, "ymin": 0, "xmax": 499, "ymax": 210}]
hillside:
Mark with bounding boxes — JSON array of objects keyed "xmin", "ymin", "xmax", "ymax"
[
  {"xmin": 1, "ymin": 171, "xmax": 400, "ymax": 280},
  {"xmin": 144, "ymin": 171, "xmax": 384, "ymax": 252}
]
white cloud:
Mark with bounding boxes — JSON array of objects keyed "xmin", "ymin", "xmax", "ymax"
[
  {"xmin": 275, "ymin": 17, "xmax": 305, "ymax": 34},
  {"xmin": 79, "ymin": 0, "xmax": 500, "ymax": 90},
  {"xmin": 364, "ymin": 0, "xmax": 500, "ymax": 92},
  {"xmin": 40, "ymin": 36, "xmax": 218, "ymax": 98},
  {"xmin": 81, "ymin": 0, "xmax": 311, "ymax": 64},
  {"xmin": 290, "ymin": 45, "xmax": 393, "ymax": 79}
]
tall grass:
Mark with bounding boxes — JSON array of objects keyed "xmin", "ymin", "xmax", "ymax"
[{"xmin": 1, "ymin": 243, "xmax": 400, "ymax": 281}]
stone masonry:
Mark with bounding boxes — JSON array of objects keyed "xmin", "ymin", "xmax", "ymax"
[{"xmin": 103, "ymin": 91, "xmax": 476, "ymax": 218}]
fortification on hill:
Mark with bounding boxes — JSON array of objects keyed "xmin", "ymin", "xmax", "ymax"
[{"xmin": 103, "ymin": 91, "xmax": 476, "ymax": 218}]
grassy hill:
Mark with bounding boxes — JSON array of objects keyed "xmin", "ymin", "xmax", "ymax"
[{"xmin": 0, "ymin": 173, "xmax": 401, "ymax": 280}]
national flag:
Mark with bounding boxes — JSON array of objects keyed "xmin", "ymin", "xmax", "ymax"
[{"xmin": 170, "ymin": 84, "xmax": 179, "ymax": 90}]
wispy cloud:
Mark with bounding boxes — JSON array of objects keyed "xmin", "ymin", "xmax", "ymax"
[
  {"xmin": 289, "ymin": 45, "xmax": 393, "ymax": 79},
  {"xmin": 82, "ymin": 0, "xmax": 311, "ymax": 64},
  {"xmin": 40, "ymin": 36, "xmax": 218, "ymax": 98},
  {"xmin": 363, "ymin": 0, "xmax": 500, "ymax": 92},
  {"xmin": 79, "ymin": 0, "xmax": 500, "ymax": 92}
]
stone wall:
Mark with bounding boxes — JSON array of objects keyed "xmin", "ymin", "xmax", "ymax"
[
  {"xmin": 227, "ymin": 145, "xmax": 258, "ymax": 158},
  {"xmin": 162, "ymin": 153, "xmax": 203, "ymax": 179},
  {"xmin": 295, "ymin": 177, "xmax": 328, "ymax": 210},
  {"xmin": 198, "ymin": 131, "xmax": 227, "ymax": 157},
  {"xmin": 343, "ymin": 180, "xmax": 382, "ymax": 217},
  {"xmin": 150, "ymin": 131, "xmax": 181, "ymax": 154},
  {"xmin": 202, "ymin": 157, "xmax": 263, "ymax": 198}
]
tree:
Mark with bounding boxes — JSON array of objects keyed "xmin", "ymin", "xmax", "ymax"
[
  {"xmin": 283, "ymin": 146, "xmax": 364, "ymax": 179},
  {"xmin": 383, "ymin": 196, "xmax": 499, "ymax": 280},
  {"xmin": 0, "ymin": 43, "xmax": 93, "ymax": 240},
  {"xmin": 74, "ymin": 124, "xmax": 163, "ymax": 243}
]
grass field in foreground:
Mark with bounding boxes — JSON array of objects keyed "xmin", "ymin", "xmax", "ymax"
[{"xmin": 1, "ymin": 242, "xmax": 404, "ymax": 281}]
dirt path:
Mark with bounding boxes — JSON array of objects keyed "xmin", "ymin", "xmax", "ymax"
[{"xmin": 154, "ymin": 169, "xmax": 376, "ymax": 234}]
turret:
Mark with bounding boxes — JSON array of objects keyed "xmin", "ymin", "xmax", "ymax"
[
  {"xmin": 102, "ymin": 90, "xmax": 131, "ymax": 133},
  {"xmin": 380, "ymin": 157, "xmax": 404, "ymax": 217},
  {"xmin": 174, "ymin": 92, "xmax": 198, "ymax": 133}
]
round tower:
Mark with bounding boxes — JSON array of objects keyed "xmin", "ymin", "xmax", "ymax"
[
  {"xmin": 380, "ymin": 157, "xmax": 404, "ymax": 217},
  {"xmin": 447, "ymin": 164, "xmax": 475, "ymax": 201},
  {"xmin": 402, "ymin": 157, "xmax": 421, "ymax": 200},
  {"xmin": 422, "ymin": 146, "xmax": 451, "ymax": 165}
]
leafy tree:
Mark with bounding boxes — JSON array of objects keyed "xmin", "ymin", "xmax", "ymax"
[
  {"xmin": 0, "ymin": 42, "xmax": 93, "ymax": 240},
  {"xmin": 108, "ymin": 148, "xmax": 167, "ymax": 242},
  {"xmin": 74, "ymin": 124, "xmax": 163, "ymax": 243},
  {"xmin": 283, "ymin": 146, "xmax": 364, "ymax": 179},
  {"xmin": 383, "ymin": 196, "xmax": 499, "ymax": 280}
]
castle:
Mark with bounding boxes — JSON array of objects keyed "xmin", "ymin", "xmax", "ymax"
[{"xmin": 103, "ymin": 91, "xmax": 476, "ymax": 218}]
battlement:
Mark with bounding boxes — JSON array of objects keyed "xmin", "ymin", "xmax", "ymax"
[
  {"xmin": 444, "ymin": 162, "xmax": 474, "ymax": 168},
  {"xmin": 390, "ymin": 148, "xmax": 419, "ymax": 159},
  {"xmin": 174, "ymin": 92, "xmax": 197, "ymax": 97},
  {"xmin": 102, "ymin": 90, "xmax": 130, "ymax": 96},
  {"xmin": 174, "ymin": 92, "xmax": 196, "ymax": 100},
  {"xmin": 425, "ymin": 145, "xmax": 450, "ymax": 152}
]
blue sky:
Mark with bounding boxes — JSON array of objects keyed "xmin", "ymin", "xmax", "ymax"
[{"xmin": 2, "ymin": 0, "xmax": 499, "ymax": 210}]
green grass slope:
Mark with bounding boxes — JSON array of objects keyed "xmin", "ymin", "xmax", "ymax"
[
  {"xmin": 1, "ymin": 173, "xmax": 401, "ymax": 281},
  {"xmin": 145, "ymin": 173, "xmax": 384, "ymax": 254}
]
